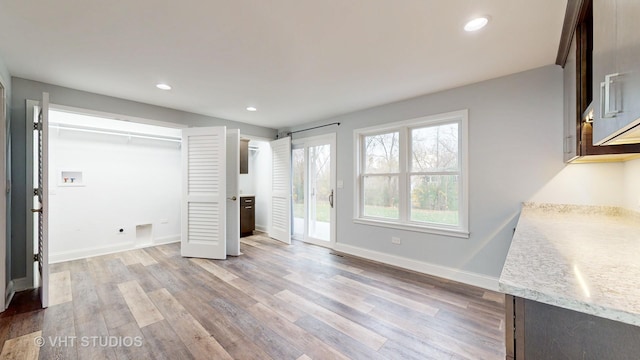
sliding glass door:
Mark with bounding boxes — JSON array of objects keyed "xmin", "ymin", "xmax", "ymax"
[{"xmin": 292, "ymin": 134, "xmax": 336, "ymax": 247}]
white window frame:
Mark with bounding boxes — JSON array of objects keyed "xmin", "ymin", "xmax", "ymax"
[{"xmin": 353, "ymin": 110, "xmax": 469, "ymax": 238}]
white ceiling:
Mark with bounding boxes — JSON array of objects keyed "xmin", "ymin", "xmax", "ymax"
[{"xmin": 0, "ymin": 0, "xmax": 567, "ymax": 129}]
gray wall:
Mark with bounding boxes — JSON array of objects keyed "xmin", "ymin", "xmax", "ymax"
[
  {"xmin": 0, "ymin": 56, "xmax": 11, "ymax": 287},
  {"xmin": 280, "ymin": 65, "xmax": 564, "ymax": 279},
  {"xmin": 10, "ymin": 77, "xmax": 277, "ymax": 280}
]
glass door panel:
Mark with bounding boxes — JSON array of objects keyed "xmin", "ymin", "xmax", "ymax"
[
  {"xmin": 308, "ymin": 144, "xmax": 330, "ymax": 242},
  {"xmin": 292, "ymin": 148, "xmax": 305, "ymax": 238},
  {"xmin": 291, "ymin": 134, "xmax": 335, "ymax": 247}
]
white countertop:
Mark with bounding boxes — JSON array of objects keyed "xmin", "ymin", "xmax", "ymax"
[{"xmin": 499, "ymin": 203, "xmax": 640, "ymax": 326}]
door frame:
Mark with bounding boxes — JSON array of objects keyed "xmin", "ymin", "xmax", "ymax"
[
  {"xmin": 25, "ymin": 100, "xmax": 37, "ymax": 291},
  {"xmin": 291, "ymin": 133, "xmax": 337, "ymax": 249},
  {"xmin": 226, "ymin": 129, "xmax": 240, "ymax": 256},
  {"xmin": 0, "ymin": 75, "xmax": 6, "ymax": 310}
]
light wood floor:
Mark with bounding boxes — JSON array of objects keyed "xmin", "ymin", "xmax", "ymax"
[{"xmin": 0, "ymin": 234, "xmax": 506, "ymax": 359}]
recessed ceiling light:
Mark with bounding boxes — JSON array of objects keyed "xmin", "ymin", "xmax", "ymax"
[
  {"xmin": 156, "ymin": 83, "xmax": 172, "ymax": 90},
  {"xmin": 246, "ymin": 106, "xmax": 257, "ymax": 112},
  {"xmin": 464, "ymin": 17, "xmax": 489, "ymax": 32}
]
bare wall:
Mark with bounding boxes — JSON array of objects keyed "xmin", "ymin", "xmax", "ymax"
[
  {"xmin": 530, "ymin": 162, "xmax": 625, "ymax": 206},
  {"xmin": 623, "ymin": 158, "xmax": 640, "ymax": 212},
  {"xmin": 48, "ymin": 128, "xmax": 181, "ymax": 261}
]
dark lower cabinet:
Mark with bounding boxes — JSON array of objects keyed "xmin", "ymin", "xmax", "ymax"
[
  {"xmin": 505, "ymin": 295, "xmax": 640, "ymax": 359},
  {"xmin": 240, "ymin": 196, "xmax": 255, "ymax": 237}
]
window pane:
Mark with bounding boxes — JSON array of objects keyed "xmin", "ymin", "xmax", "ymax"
[
  {"xmin": 309, "ymin": 144, "xmax": 331, "ymax": 241},
  {"xmin": 411, "ymin": 123, "xmax": 458, "ymax": 172},
  {"xmin": 364, "ymin": 132, "xmax": 399, "ymax": 173},
  {"xmin": 410, "ymin": 175, "xmax": 459, "ymax": 226},
  {"xmin": 292, "ymin": 148, "xmax": 305, "ymax": 237},
  {"xmin": 363, "ymin": 175, "xmax": 399, "ymax": 219}
]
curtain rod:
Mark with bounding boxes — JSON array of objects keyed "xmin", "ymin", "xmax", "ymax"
[{"xmin": 285, "ymin": 122, "xmax": 340, "ymax": 137}]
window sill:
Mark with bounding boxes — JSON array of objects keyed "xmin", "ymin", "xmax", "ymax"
[{"xmin": 352, "ymin": 218, "xmax": 470, "ymax": 239}]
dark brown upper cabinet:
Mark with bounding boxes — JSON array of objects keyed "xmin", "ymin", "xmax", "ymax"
[
  {"xmin": 240, "ymin": 138, "xmax": 249, "ymax": 174},
  {"xmin": 592, "ymin": 0, "xmax": 640, "ymax": 145},
  {"xmin": 557, "ymin": 0, "xmax": 640, "ymax": 162}
]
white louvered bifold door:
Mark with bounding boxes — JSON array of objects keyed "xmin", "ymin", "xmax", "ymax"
[
  {"xmin": 36, "ymin": 92, "xmax": 49, "ymax": 308},
  {"xmin": 181, "ymin": 127, "xmax": 227, "ymax": 259},
  {"xmin": 270, "ymin": 137, "xmax": 291, "ymax": 244}
]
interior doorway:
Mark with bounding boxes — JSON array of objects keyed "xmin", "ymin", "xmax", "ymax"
[
  {"xmin": 238, "ymin": 137, "xmax": 272, "ymax": 234},
  {"xmin": 292, "ymin": 133, "xmax": 336, "ymax": 247},
  {"xmin": 23, "ymin": 98, "xmax": 278, "ymax": 307},
  {"xmin": 25, "ymin": 101, "xmax": 186, "ymax": 292}
]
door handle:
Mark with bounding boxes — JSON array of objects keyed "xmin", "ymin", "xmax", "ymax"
[
  {"xmin": 31, "ymin": 208, "xmax": 42, "ymax": 213},
  {"xmin": 227, "ymin": 196, "xmax": 237, "ymax": 201},
  {"xmin": 329, "ymin": 190, "xmax": 334, "ymax": 208},
  {"xmin": 600, "ymin": 81, "xmax": 606, "ymax": 119},
  {"xmin": 604, "ymin": 73, "xmax": 621, "ymax": 118}
]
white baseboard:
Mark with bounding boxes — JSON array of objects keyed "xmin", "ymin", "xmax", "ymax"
[
  {"xmin": 50, "ymin": 234, "xmax": 180, "ymax": 263},
  {"xmin": 5, "ymin": 280, "xmax": 15, "ymax": 309},
  {"xmin": 4, "ymin": 277, "xmax": 30, "ymax": 310},
  {"xmin": 12, "ymin": 277, "xmax": 31, "ymax": 292},
  {"xmin": 50, "ymin": 243, "xmax": 132, "ymax": 263},
  {"xmin": 255, "ymin": 224, "xmax": 268, "ymax": 233},
  {"xmin": 333, "ymin": 243, "xmax": 499, "ymax": 291},
  {"xmin": 151, "ymin": 235, "xmax": 180, "ymax": 245}
]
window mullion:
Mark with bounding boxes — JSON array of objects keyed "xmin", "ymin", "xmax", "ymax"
[
  {"xmin": 398, "ymin": 126, "xmax": 409, "ymax": 222},
  {"xmin": 359, "ymin": 134, "xmax": 365, "ymax": 218}
]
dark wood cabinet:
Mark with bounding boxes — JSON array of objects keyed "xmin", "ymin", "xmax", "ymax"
[
  {"xmin": 240, "ymin": 139, "xmax": 249, "ymax": 174},
  {"xmin": 563, "ymin": 34, "xmax": 579, "ymax": 162},
  {"xmin": 558, "ymin": 0, "xmax": 640, "ymax": 162},
  {"xmin": 505, "ymin": 295, "xmax": 640, "ymax": 359},
  {"xmin": 592, "ymin": 0, "xmax": 640, "ymax": 144},
  {"xmin": 240, "ymin": 196, "xmax": 255, "ymax": 237}
]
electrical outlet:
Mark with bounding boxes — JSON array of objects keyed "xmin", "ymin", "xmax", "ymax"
[{"xmin": 391, "ymin": 237, "xmax": 401, "ymax": 245}]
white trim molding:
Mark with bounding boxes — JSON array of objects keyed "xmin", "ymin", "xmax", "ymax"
[
  {"xmin": 50, "ymin": 235, "xmax": 180, "ymax": 263},
  {"xmin": 333, "ymin": 242, "xmax": 499, "ymax": 291},
  {"xmin": 352, "ymin": 218, "xmax": 470, "ymax": 238},
  {"xmin": 5, "ymin": 280, "xmax": 16, "ymax": 309},
  {"xmin": 0, "ymin": 74, "xmax": 6, "ymax": 312},
  {"xmin": 12, "ymin": 277, "xmax": 31, "ymax": 292},
  {"xmin": 152, "ymin": 235, "xmax": 181, "ymax": 246}
]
